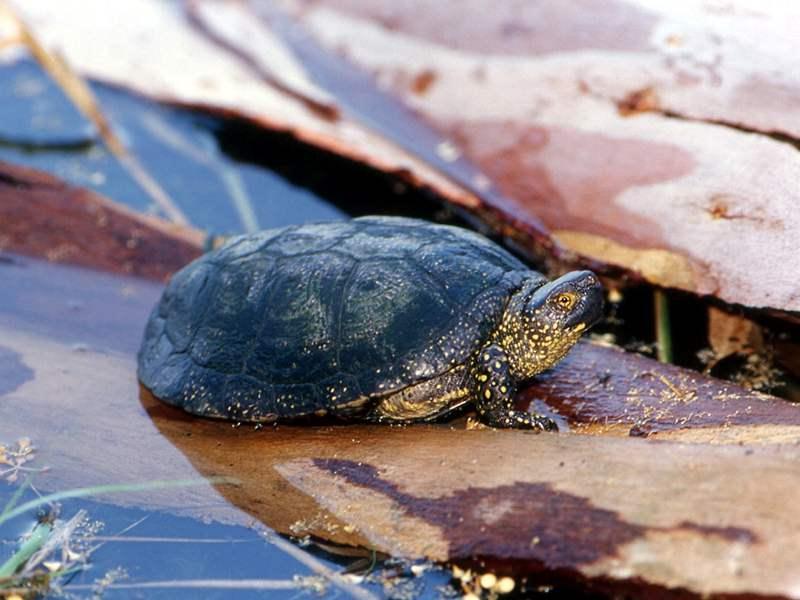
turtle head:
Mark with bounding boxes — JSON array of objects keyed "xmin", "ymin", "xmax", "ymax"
[{"xmin": 496, "ymin": 270, "xmax": 603, "ymax": 380}]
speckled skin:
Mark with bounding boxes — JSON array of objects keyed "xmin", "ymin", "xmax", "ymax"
[{"xmin": 138, "ymin": 216, "xmax": 603, "ymax": 429}]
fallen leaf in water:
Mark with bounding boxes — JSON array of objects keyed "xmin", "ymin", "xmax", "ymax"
[{"xmin": 0, "ymin": 161, "xmax": 202, "ymax": 281}]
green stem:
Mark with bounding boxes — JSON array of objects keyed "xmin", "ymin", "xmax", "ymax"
[
  {"xmin": 654, "ymin": 289, "xmax": 673, "ymax": 364},
  {"xmin": 1, "ymin": 476, "xmax": 32, "ymax": 520},
  {"xmin": 0, "ymin": 521, "xmax": 52, "ymax": 580}
]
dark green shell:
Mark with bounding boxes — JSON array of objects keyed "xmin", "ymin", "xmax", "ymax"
[{"xmin": 137, "ymin": 216, "xmax": 539, "ymax": 421}]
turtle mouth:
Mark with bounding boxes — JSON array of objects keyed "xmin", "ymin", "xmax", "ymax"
[
  {"xmin": 562, "ymin": 323, "xmax": 589, "ymax": 345},
  {"xmin": 570, "ymin": 323, "xmax": 587, "ymax": 334}
]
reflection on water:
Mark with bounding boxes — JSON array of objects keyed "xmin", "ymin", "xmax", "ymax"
[
  {"xmin": 0, "ymin": 58, "xmax": 468, "ymax": 241},
  {"xmin": 0, "ymin": 58, "xmax": 346, "ymax": 233}
]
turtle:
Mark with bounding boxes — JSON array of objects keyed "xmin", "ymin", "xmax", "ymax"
[{"xmin": 138, "ymin": 216, "xmax": 603, "ymax": 430}]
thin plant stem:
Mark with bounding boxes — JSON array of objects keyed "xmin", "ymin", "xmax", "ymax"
[
  {"xmin": 654, "ymin": 289, "xmax": 673, "ymax": 364},
  {"xmin": 1, "ymin": 475, "xmax": 32, "ymax": 520},
  {"xmin": 0, "ymin": 478, "xmax": 232, "ymax": 527},
  {"xmin": 0, "ymin": 522, "xmax": 52, "ymax": 579}
]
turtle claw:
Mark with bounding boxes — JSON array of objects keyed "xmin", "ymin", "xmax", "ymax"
[{"xmin": 483, "ymin": 409, "xmax": 558, "ymax": 431}]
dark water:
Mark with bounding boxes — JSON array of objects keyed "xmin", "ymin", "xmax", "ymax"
[
  {"xmin": 0, "ymin": 59, "xmax": 344, "ymax": 232},
  {"xmin": 0, "ymin": 57, "xmax": 464, "ymax": 598},
  {"xmin": 0, "ymin": 59, "xmax": 468, "ymax": 237},
  {"xmin": 0, "ymin": 489, "xmax": 453, "ymax": 599}
]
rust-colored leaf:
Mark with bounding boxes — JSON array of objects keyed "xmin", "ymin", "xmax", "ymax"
[
  {"xmin": 249, "ymin": 0, "xmax": 800, "ymax": 315},
  {"xmin": 0, "ymin": 161, "xmax": 202, "ymax": 281},
  {"xmin": 526, "ymin": 340, "xmax": 800, "ymax": 443}
]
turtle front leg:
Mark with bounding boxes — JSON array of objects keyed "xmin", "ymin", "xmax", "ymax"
[{"xmin": 473, "ymin": 345, "xmax": 557, "ymax": 431}]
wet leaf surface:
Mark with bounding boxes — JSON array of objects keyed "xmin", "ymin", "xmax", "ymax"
[
  {"xmin": 524, "ymin": 340, "xmax": 800, "ymax": 442},
  {"xmin": 3, "ymin": 236, "xmax": 800, "ymax": 597},
  {"xmin": 192, "ymin": 0, "xmax": 800, "ymax": 315},
  {"xmin": 0, "ymin": 58, "xmax": 352, "ymax": 235},
  {"xmin": 0, "ymin": 160, "xmax": 202, "ymax": 281},
  {"xmin": 2, "ymin": 3, "xmax": 800, "ymax": 597},
  {"xmin": 0, "ymin": 57, "xmax": 93, "ymax": 148}
]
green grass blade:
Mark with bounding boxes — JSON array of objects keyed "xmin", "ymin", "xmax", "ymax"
[
  {"xmin": 654, "ymin": 289, "xmax": 673, "ymax": 364},
  {"xmin": 1, "ymin": 475, "xmax": 32, "ymax": 520},
  {"xmin": 0, "ymin": 477, "xmax": 234, "ymax": 527},
  {"xmin": 0, "ymin": 521, "xmax": 52, "ymax": 579}
]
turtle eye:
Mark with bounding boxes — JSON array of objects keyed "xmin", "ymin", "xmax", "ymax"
[{"xmin": 554, "ymin": 292, "xmax": 577, "ymax": 311}]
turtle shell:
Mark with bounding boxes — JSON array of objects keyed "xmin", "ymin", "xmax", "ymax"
[{"xmin": 137, "ymin": 216, "xmax": 541, "ymax": 421}]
